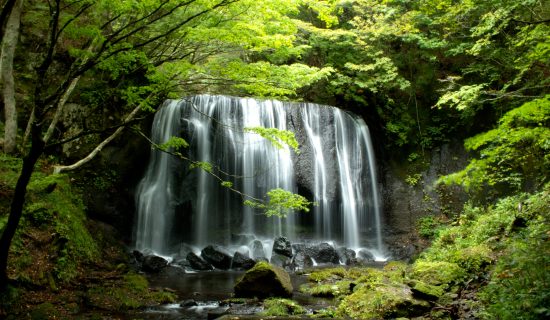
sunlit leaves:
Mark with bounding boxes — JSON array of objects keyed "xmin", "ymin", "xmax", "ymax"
[
  {"xmin": 158, "ymin": 137, "xmax": 189, "ymax": 154},
  {"xmin": 189, "ymin": 161, "xmax": 213, "ymax": 173},
  {"xmin": 244, "ymin": 188, "xmax": 312, "ymax": 218},
  {"xmin": 244, "ymin": 127, "xmax": 300, "ymax": 153},
  {"xmin": 439, "ymin": 96, "xmax": 550, "ymax": 195}
]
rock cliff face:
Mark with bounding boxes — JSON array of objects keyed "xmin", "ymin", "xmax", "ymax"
[{"xmin": 381, "ymin": 144, "xmax": 469, "ymax": 258}]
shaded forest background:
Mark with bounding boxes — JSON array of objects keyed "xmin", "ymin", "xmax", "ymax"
[{"xmin": 0, "ymin": 0, "xmax": 548, "ymax": 319}]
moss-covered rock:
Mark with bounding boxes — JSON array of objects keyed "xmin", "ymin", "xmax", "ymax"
[
  {"xmin": 410, "ymin": 260, "xmax": 466, "ymax": 287},
  {"xmin": 338, "ymin": 283, "xmax": 431, "ymax": 319},
  {"xmin": 262, "ymin": 298, "xmax": 305, "ymax": 316},
  {"xmin": 234, "ymin": 261, "xmax": 293, "ymax": 298},
  {"xmin": 406, "ymin": 279, "xmax": 445, "ymax": 301}
]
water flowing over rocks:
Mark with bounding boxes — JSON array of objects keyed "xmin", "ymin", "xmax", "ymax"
[
  {"xmin": 134, "ymin": 95, "xmax": 384, "ymax": 256},
  {"xmin": 251, "ymin": 240, "xmax": 266, "ymax": 260}
]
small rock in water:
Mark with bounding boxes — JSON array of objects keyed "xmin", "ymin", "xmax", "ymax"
[
  {"xmin": 132, "ymin": 250, "xmax": 144, "ymax": 263},
  {"xmin": 142, "ymin": 255, "xmax": 168, "ymax": 273},
  {"xmin": 232, "ymin": 251, "xmax": 256, "ymax": 270},
  {"xmin": 308, "ymin": 243, "xmax": 340, "ymax": 264},
  {"xmin": 201, "ymin": 245, "xmax": 232, "ymax": 270},
  {"xmin": 358, "ymin": 249, "xmax": 375, "ymax": 262},
  {"xmin": 290, "ymin": 251, "xmax": 314, "ymax": 270},
  {"xmin": 187, "ymin": 252, "xmax": 214, "ymax": 271},
  {"xmin": 181, "ymin": 299, "xmax": 198, "ymax": 307},
  {"xmin": 337, "ymin": 247, "xmax": 357, "ymax": 265},
  {"xmin": 272, "ymin": 236, "xmax": 292, "ymax": 257},
  {"xmin": 270, "ymin": 252, "xmax": 292, "ymax": 269}
]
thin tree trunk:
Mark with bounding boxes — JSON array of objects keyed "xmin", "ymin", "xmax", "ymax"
[
  {"xmin": 43, "ymin": 75, "xmax": 81, "ymax": 144},
  {"xmin": 53, "ymin": 103, "xmax": 142, "ymax": 173},
  {"xmin": 0, "ymin": 0, "xmax": 18, "ymax": 44},
  {"xmin": 0, "ymin": 0, "xmax": 22, "ymax": 154},
  {"xmin": 0, "ymin": 126, "xmax": 44, "ymax": 289}
]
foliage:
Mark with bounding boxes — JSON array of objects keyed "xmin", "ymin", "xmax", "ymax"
[
  {"xmin": 479, "ymin": 187, "xmax": 550, "ymax": 319},
  {"xmin": 439, "ymin": 96, "xmax": 550, "ymax": 198},
  {"xmin": 416, "ymin": 215, "xmax": 444, "ymax": 239},
  {"xmin": 244, "ymin": 127, "xmax": 300, "ymax": 153},
  {"xmin": 262, "ymin": 298, "xmax": 306, "ymax": 316},
  {"xmin": 244, "ymin": 188, "xmax": 312, "ymax": 217},
  {"xmin": 0, "ymin": 155, "xmax": 98, "ymax": 284}
]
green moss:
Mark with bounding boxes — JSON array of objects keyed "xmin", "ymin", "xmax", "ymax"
[
  {"xmin": 406, "ymin": 279, "xmax": 445, "ymax": 300},
  {"xmin": 337, "ymin": 283, "xmax": 430, "ymax": 319},
  {"xmin": 300, "ymin": 281, "xmax": 352, "ymax": 297},
  {"xmin": 86, "ymin": 272, "xmax": 176, "ymax": 311},
  {"xmin": 308, "ymin": 267, "xmax": 347, "ymax": 282},
  {"xmin": 410, "ymin": 261, "xmax": 466, "ymax": 287},
  {"xmin": 262, "ymin": 298, "xmax": 305, "ymax": 316}
]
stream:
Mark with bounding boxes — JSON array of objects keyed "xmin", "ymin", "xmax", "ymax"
[{"xmin": 130, "ymin": 269, "xmax": 336, "ymax": 319}]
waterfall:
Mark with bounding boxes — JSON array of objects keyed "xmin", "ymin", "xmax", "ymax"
[{"xmin": 135, "ymin": 95, "xmax": 383, "ymax": 255}]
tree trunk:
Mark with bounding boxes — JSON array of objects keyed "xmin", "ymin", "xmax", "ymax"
[
  {"xmin": 0, "ymin": 0, "xmax": 22, "ymax": 154},
  {"xmin": 0, "ymin": 0, "xmax": 18, "ymax": 44},
  {"xmin": 0, "ymin": 126, "xmax": 44, "ymax": 289},
  {"xmin": 53, "ymin": 103, "xmax": 143, "ymax": 173}
]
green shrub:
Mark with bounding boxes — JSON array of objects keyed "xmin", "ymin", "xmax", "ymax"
[{"xmin": 479, "ymin": 189, "xmax": 550, "ymax": 319}]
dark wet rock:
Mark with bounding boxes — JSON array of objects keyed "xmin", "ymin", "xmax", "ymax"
[
  {"xmin": 234, "ymin": 261, "xmax": 293, "ymax": 298},
  {"xmin": 181, "ymin": 299, "xmax": 198, "ymax": 307},
  {"xmin": 308, "ymin": 243, "xmax": 340, "ymax": 264},
  {"xmin": 232, "ymin": 251, "xmax": 256, "ymax": 270},
  {"xmin": 291, "ymin": 243, "xmax": 307, "ymax": 253},
  {"xmin": 357, "ymin": 249, "xmax": 375, "ymax": 262},
  {"xmin": 252, "ymin": 240, "xmax": 266, "ymax": 260},
  {"xmin": 202, "ymin": 245, "xmax": 233, "ymax": 270},
  {"xmin": 337, "ymin": 247, "xmax": 357, "ymax": 265},
  {"xmin": 231, "ymin": 233, "xmax": 255, "ymax": 245},
  {"xmin": 290, "ymin": 251, "xmax": 314, "ymax": 270},
  {"xmin": 160, "ymin": 265, "xmax": 186, "ymax": 277},
  {"xmin": 272, "ymin": 236, "xmax": 293, "ymax": 257},
  {"xmin": 132, "ymin": 250, "xmax": 144, "ymax": 263},
  {"xmin": 142, "ymin": 255, "xmax": 168, "ymax": 273},
  {"xmin": 270, "ymin": 252, "xmax": 292, "ymax": 269},
  {"xmin": 187, "ymin": 252, "xmax": 214, "ymax": 271}
]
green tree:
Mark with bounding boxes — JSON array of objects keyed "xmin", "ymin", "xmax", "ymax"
[{"xmin": 0, "ymin": 0, "xmax": 326, "ymax": 290}]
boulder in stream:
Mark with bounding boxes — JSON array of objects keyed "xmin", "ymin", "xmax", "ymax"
[
  {"xmin": 272, "ymin": 236, "xmax": 292, "ymax": 257},
  {"xmin": 234, "ymin": 261, "xmax": 293, "ymax": 298},
  {"xmin": 308, "ymin": 243, "xmax": 340, "ymax": 264},
  {"xmin": 201, "ymin": 245, "xmax": 232, "ymax": 270},
  {"xmin": 187, "ymin": 252, "xmax": 214, "ymax": 271},
  {"xmin": 141, "ymin": 255, "xmax": 168, "ymax": 273},
  {"xmin": 232, "ymin": 251, "xmax": 256, "ymax": 270}
]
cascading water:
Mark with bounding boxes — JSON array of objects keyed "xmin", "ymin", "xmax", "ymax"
[{"xmin": 135, "ymin": 95, "xmax": 383, "ymax": 257}]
